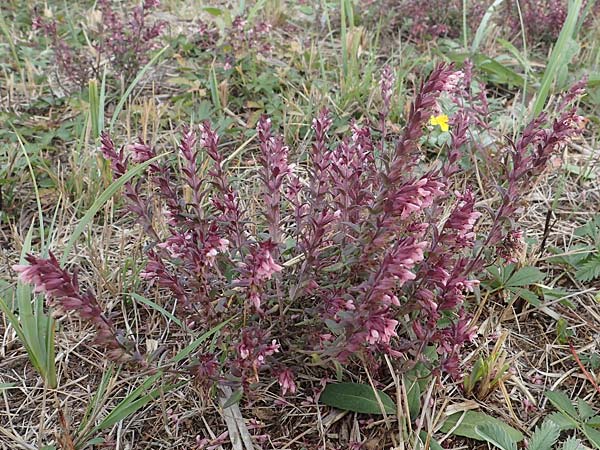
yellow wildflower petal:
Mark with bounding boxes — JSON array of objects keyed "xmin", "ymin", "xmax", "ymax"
[{"xmin": 430, "ymin": 114, "xmax": 449, "ymax": 132}]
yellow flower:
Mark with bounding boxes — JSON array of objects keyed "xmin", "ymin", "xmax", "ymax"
[{"xmin": 430, "ymin": 114, "xmax": 449, "ymax": 132}]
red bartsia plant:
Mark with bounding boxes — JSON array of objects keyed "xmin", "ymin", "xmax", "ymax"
[
  {"xmin": 32, "ymin": 0, "xmax": 164, "ymax": 89},
  {"xmin": 15, "ymin": 64, "xmax": 585, "ymax": 393},
  {"xmin": 195, "ymin": 13, "xmax": 273, "ymax": 69},
  {"xmin": 385, "ymin": 0, "xmax": 598, "ymax": 45}
]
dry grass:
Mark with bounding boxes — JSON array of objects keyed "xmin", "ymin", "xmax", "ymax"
[{"xmin": 1, "ymin": 1, "xmax": 600, "ymax": 449}]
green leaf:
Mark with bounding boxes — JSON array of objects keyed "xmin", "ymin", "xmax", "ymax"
[
  {"xmin": 222, "ymin": 389, "xmax": 243, "ymax": 409},
  {"xmin": 0, "ymin": 223, "xmax": 56, "ymax": 388},
  {"xmin": 130, "ymin": 293, "xmax": 184, "ymax": 329},
  {"xmin": 578, "ymin": 398, "xmax": 597, "ymax": 421},
  {"xmin": 440, "ymin": 411, "xmax": 524, "ymax": 441},
  {"xmin": 545, "ymin": 391, "xmax": 579, "ymax": 419},
  {"xmin": 471, "ymin": 0, "xmax": 504, "ymax": 53},
  {"xmin": 0, "ymin": 383, "xmax": 17, "ymax": 390},
  {"xmin": 61, "ymin": 154, "xmax": 167, "ymax": 264},
  {"xmin": 472, "ymin": 54, "xmax": 526, "ymax": 87},
  {"xmin": 547, "ymin": 412, "xmax": 579, "ymax": 430},
  {"xmin": 405, "ymin": 376, "xmax": 421, "ymax": 420},
  {"xmin": 464, "ymin": 357, "xmax": 485, "ymax": 394},
  {"xmin": 475, "ymin": 423, "xmax": 518, "ymax": 450},
  {"xmin": 203, "ymin": 7, "xmax": 222, "ymax": 16},
  {"xmin": 561, "ymin": 437, "xmax": 584, "ymax": 450},
  {"xmin": 418, "ymin": 431, "xmax": 443, "ymax": 450},
  {"xmin": 584, "ymin": 424, "xmax": 600, "ymax": 449},
  {"xmin": 588, "ymin": 415, "xmax": 600, "ymax": 426},
  {"xmin": 509, "ymin": 287, "xmax": 540, "ymax": 307},
  {"xmin": 506, "ymin": 267, "xmax": 545, "ymax": 287},
  {"xmin": 575, "ymin": 256, "xmax": 600, "ymax": 282},
  {"xmin": 532, "ymin": 0, "xmax": 583, "ymax": 116},
  {"xmin": 556, "ymin": 318, "xmax": 574, "ymax": 345},
  {"xmin": 171, "ymin": 317, "xmax": 232, "ymax": 364},
  {"xmin": 109, "ymin": 46, "xmax": 169, "ymax": 132},
  {"xmin": 319, "ymin": 383, "xmax": 396, "ymax": 415},
  {"xmin": 528, "ymin": 420, "xmax": 560, "ymax": 450}
]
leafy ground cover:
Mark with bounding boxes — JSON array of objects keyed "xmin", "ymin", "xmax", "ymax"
[{"xmin": 1, "ymin": 1, "xmax": 599, "ymax": 449}]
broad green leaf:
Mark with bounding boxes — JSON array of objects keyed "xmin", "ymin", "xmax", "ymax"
[
  {"xmin": 509, "ymin": 287, "xmax": 540, "ymax": 307},
  {"xmin": 464, "ymin": 357, "xmax": 485, "ymax": 393},
  {"xmin": 575, "ymin": 257, "xmax": 600, "ymax": 282},
  {"xmin": 472, "ymin": 55, "xmax": 525, "ymax": 87},
  {"xmin": 528, "ymin": 420, "xmax": 560, "ymax": 450},
  {"xmin": 547, "ymin": 412, "xmax": 579, "ymax": 430},
  {"xmin": 440, "ymin": 411, "xmax": 524, "ymax": 441},
  {"xmin": 0, "ymin": 383, "xmax": 17, "ymax": 390},
  {"xmin": 418, "ymin": 431, "xmax": 443, "ymax": 450},
  {"xmin": 475, "ymin": 423, "xmax": 518, "ymax": 450},
  {"xmin": 405, "ymin": 376, "xmax": 421, "ymax": 420},
  {"xmin": 506, "ymin": 267, "xmax": 545, "ymax": 287},
  {"xmin": 545, "ymin": 391, "xmax": 578, "ymax": 419},
  {"xmin": 578, "ymin": 398, "xmax": 597, "ymax": 421},
  {"xmin": 561, "ymin": 437, "xmax": 584, "ymax": 450},
  {"xmin": 319, "ymin": 383, "xmax": 396, "ymax": 415},
  {"xmin": 556, "ymin": 318, "xmax": 574, "ymax": 344},
  {"xmin": 584, "ymin": 424, "xmax": 600, "ymax": 449},
  {"xmin": 588, "ymin": 415, "xmax": 600, "ymax": 426}
]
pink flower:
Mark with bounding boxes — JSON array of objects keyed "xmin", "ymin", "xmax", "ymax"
[
  {"xmin": 255, "ymin": 248, "xmax": 283, "ymax": 281},
  {"xmin": 365, "ymin": 317, "xmax": 398, "ymax": 345},
  {"xmin": 128, "ymin": 140, "xmax": 154, "ymax": 163},
  {"xmin": 277, "ymin": 369, "xmax": 297, "ymax": 396},
  {"xmin": 442, "ymin": 71, "xmax": 464, "ymax": 92}
]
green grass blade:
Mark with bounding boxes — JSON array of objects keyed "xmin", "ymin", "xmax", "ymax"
[
  {"xmin": 247, "ymin": 0, "xmax": 267, "ymax": 22},
  {"xmin": 471, "ymin": 0, "xmax": 505, "ymax": 54},
  {"xmin": 1, "ymin": 223, "xmax": 56, "ymax": 387},
  {"xmin": 99, "ymin": 69, "xmax": 106, "ymax": 136},
  {"xmin": 340, "ymin": 0, "xmax": 348, "ymax": 79},
  {"xmin": 77, "ymin": 366, "xmax": 117, "ymax": 440},
  {"xmin": 93, "ymin": 372, "xmax": 162, "ymax": 429},
  {"xmin": 172, "ymin": 317, "xmax": 233, "ymax": 364},
  {"xmin": 61, "ymin": 153, "xmax": 166, "ymax": 265},
  {"xmin": 0, "ymin": 11, "xmax": 21, "ymax": 70},
  {"xmin": 11, "ymin": 125, "xmax": 45, "ymax": 249},
  {"xmin": 109, "ymin": 46, "xmax": 168, "ymax": 132},
  {"xmin": 130, "ymin": 293, "xmax": 184, "ymax": 329},
  {"xmin": 532, "ymin": 0, "xmax": 583, "ymax": 116},
  {"xmin": 75, "ymin": 314, "xmax": 230, "ymax": 445},
  {"xmin": 16, "ymin": 225, "xmax": 45, "ymax": 377},
  {"xmin": 209, "ymin": 64, "xmax": 222, "ymax": 111},
  {"xmin": 44, "ymin": 319, "xmax": 57, "ymax": 388},
  {"xmin": 89, "ymin": 79, "xmax": 100, "ymax": 140}
]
